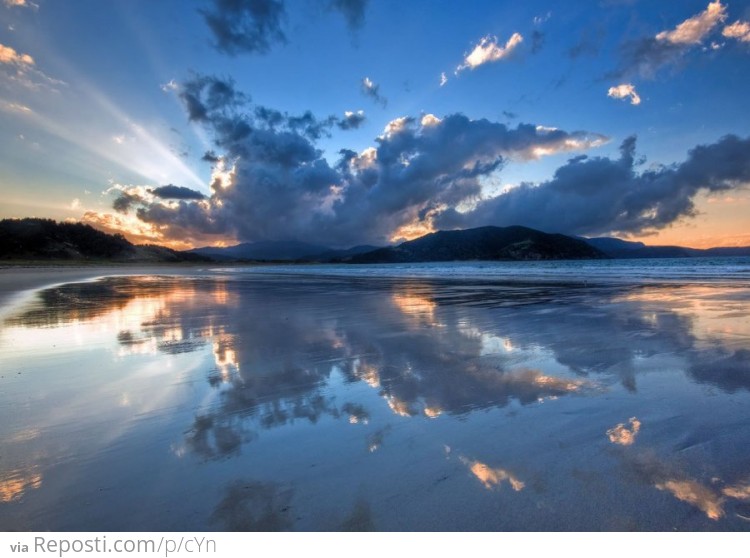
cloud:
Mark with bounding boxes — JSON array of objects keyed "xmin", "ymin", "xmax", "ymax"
[
  {"xmin": 337, "ymin": 110, "xmax": 365, "ymax": 130},
  {"xmin": 328, "ymin": 0, "xmax": 368, "ymax": 31},
  {"xmin": 434, "ymin": 134, "xmax": 750, "ymax": 238},
  {"xmin": 201, "ymin": 0, "xmax": 287, "ymax": 55},
  {"xmin": 615, "ymin": 1, "xmax": 727, "ymax": 78},
  {"xmin": 607, "ymin": 83, "xmax": 641, "ymax": 105},
  {"xmin": 178, "ymin": 75, "xmax": 249, "ymax": 122},
  {"xmin": 202, "ymin": 150, "xmax": 221, "ymax": 163},
  {"xmin": 109, "ymin": 75, "xmax": 608, "ymax": 248},
  {"xmin": 655, "ymin": 1, "xmax": 726, "ymax": 45},
  {"xmin": 361, "ymin": 76, "xmax": 386, "ymax": 107},
  {"xmin": 0, "ymin": 42, "xmax": 66, "ymax": 92},
  {"xmin": 3, "ymin": 0, "xmax": 38, "ymax": 9},
  {"xmin": 456, "ymin": 33, "xmax": 523, "ymax": 73},
  {"xmin": 0, "ymin": 43, "xmax": 34, "ymax": 66},
  {"xmin": 160, "ymin": 79, "xmax": 178, "ymax": 92},
  {"xmin": 533, "ymin": 12, "xmax": 551, "ymax": 26},
  {"xmin": 723, "ymin": 20, "xmax": 750, "ymax": 42},
  {"xmin": 0, "ymin": 100, "xmax": 32, "ymax": 114},
  {"xmin": 439, "ymin": 72, "xmax": 448, "ymax": 87},
  {"xmin": 151, "ymin": 184, "xmax": 207, "ymax": 200}
]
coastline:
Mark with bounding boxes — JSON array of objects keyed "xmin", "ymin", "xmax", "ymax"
[{"xmin": 0, "ymin": 263, "xmax": 215, "ymax": 317}]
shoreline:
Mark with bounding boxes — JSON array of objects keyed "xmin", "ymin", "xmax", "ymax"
[{"xmin": 0, "ymin": 264, "xmax": 216, "ymax": 317}]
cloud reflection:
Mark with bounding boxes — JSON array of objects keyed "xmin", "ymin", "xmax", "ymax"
[
  {"xmin": 655, "ymin": 479, "xmax": 725, "ymax": 520},
  {"xmin": 5, "ymin": 274, "xmax": 750, "ymax": 465},
  {"xmin": 607, "ymin": 417, "xmax": 641, "ymax": 446},
  {"xmin": 460, "ymin": 457, "xmax": 525, "ymax": 492},
  {"xmin": 210, "ymin": 480, "xmax": 293, "ymax": 531},
  {"xmin": 0, "ymin": 468, "xmax": 42, "ymax": 502}
]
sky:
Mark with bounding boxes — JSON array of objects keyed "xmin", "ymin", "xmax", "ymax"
[{"xmin": 1, "ymin": 0, "xmax": 750, "ymax": 249}]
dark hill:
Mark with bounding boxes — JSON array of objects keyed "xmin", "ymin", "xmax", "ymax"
[
  {"xmin": 582, "ymin": 236, "xmax": 750, "ymax": 258},
  {"xmin": 190, "ymin": 240, "xmax": 331, "ymax": 261},
  {"xmin": 348, "ymin": 226, "xmax": 606, "ymax": 263},
  {"xmin": 0, "ymin": 218, "xmax": 209, "ymax": 262}
]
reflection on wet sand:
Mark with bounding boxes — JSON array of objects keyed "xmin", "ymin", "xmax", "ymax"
[
  {"xmin": 2, "ymin": 273, "xmax": 750, "ymax": 530},
  {"xmin": 723, "ymin": 482, "xmax": 750, "ymax": 500},
  {"xmin": 655, "ymin": 479, "xmax": 726, "ymax": 520},
  {"xmin": 211, "ymin": 480, "xmax": 293, "ymax": 531},
  {"xmin": 614, "ymin": 438, "xmax": 750, "ymax": 522},
  {"xmin": 0, "ymin": 468, "xmax": 42, "ymax": 503},
  {"xmin": 338, "ymin": 498, "xmax": 375, "ymax": 531},
  {"xmin": 460, "ymin": 457, "xmax": 525, "ymax": 492},
  {"xmin": 4, "ymin": 276, "xmax": 606, "ymax": 460},
  {"xmin": 607, "ymin": 417, "xmax": 641, "ymax": 446}
]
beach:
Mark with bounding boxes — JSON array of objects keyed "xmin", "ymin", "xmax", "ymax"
[{"xmin": 1, "ymin": 261, "xmax": 749, "ymax": 531}]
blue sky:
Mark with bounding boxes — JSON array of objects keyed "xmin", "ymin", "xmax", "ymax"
[{"xmin": 1, "ymin": 0, "xmax": 750, "ymax": 248}]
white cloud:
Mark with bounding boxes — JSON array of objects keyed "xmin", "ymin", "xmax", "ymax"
[
  {"xmin": 381, "ymin": 116, "xmax": 411, "ymax": 138},
  {"xmin": 533, "ymin": 12, "xmax": 551, "ymax": 25},
  {"xmin": 439, "ymin": 72, "xmax": 447, "ymax": 87},
  {"xmin": 723, "ymin": 20, "xmax": 750, "ymax": 42},
  {"xmin": 456, "ymin": 32, "xmax": 524, "ymax": 73},
  {"xmin": 420, "ymin": 114, "xmax": 441, "ymax": 127},
  {"xmin": 655, "ymin": 1, "xmax": 726, "ymax": 45},
  {"xmin": 535, "ymin": 124, "xmax": 559, "ymax": 133},
  {"xmin": 0, "ymin": 43, "xmax": 34, "ymax": 66},
  {"xmin": 70, "ymin": 198, "xmax": 81, "ymax": 210},
  {"xmin": 160, "ymin": 79, "xmax": 179, "ymax": 92},
  {"xmin": 1, "ymin": 100, "xmax": 32, "ymax": 114},
  {"xmin": 608, "ymin": 83, "xmax": 642, "ymax": 105},
  {"xmin": 3, "ymin": 0, "xmax": 39, "ymax": 9}
]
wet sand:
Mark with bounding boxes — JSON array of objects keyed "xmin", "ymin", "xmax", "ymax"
[
  {"xmin": 0, "ymin": 264, "xmax": 215, "ymax": 314},
  {"xmin": 1, "ymin": 269, "xmax": 749, "ymax": 531}
]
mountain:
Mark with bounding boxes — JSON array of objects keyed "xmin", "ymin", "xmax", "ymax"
[
  {"xmin": 583, "ymin": 236, "xmax": 750, "ymax": 258},
  {"xmin": 0, "ymin": 218, "xmax": 209, "ymax": 262},
  {"xmin": 189, "ymin": 240, "xmax": 331, "ymax": 261},
  {"xmin": 309, "ymin": 245, "xmax": 382, "ymax": 261},
  {"xmin": 346, "ymin": 226, "xmax": 606, "ymax": 263}
]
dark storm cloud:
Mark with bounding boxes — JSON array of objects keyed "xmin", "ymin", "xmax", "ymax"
[
  {"xmin": 434, "ymin": 134, "xmax": 750, "ymax": 237},
  {"xmin": 202, "ymin": 0, "xmax": 287, "ymax": 55},
  {"xmin": 202, "ymin": 150, "xmax": 221, "ymax": 163},
  {"xmin": 150, "ymin": 184, "xmax": 207, "ymax": 200},
  {"xmin": 112, "ymin": 191, "xmax": 143, "ymax": 213},
  {"xmin": 122, "ymin": 75, "xmax": 750, "ymax": 246},
  {"xmin": 328, "ymin": 0, "xmax": 368, "ymax": 31},
  {"xmin": 122, "ymin": 76, "xmax": 608, "ymax": 247},
  {"xmin": 337, "ymin": 110, "xmax": 366, "ymax": 130},
  {"xmin": 179, "ymin": 75, "xmax": 248, "ymax": 122}
]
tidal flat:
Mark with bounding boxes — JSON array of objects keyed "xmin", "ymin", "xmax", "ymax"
[{"xmin": 1, "ymin": 265, "xmax": 750, "ymax": 531}]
